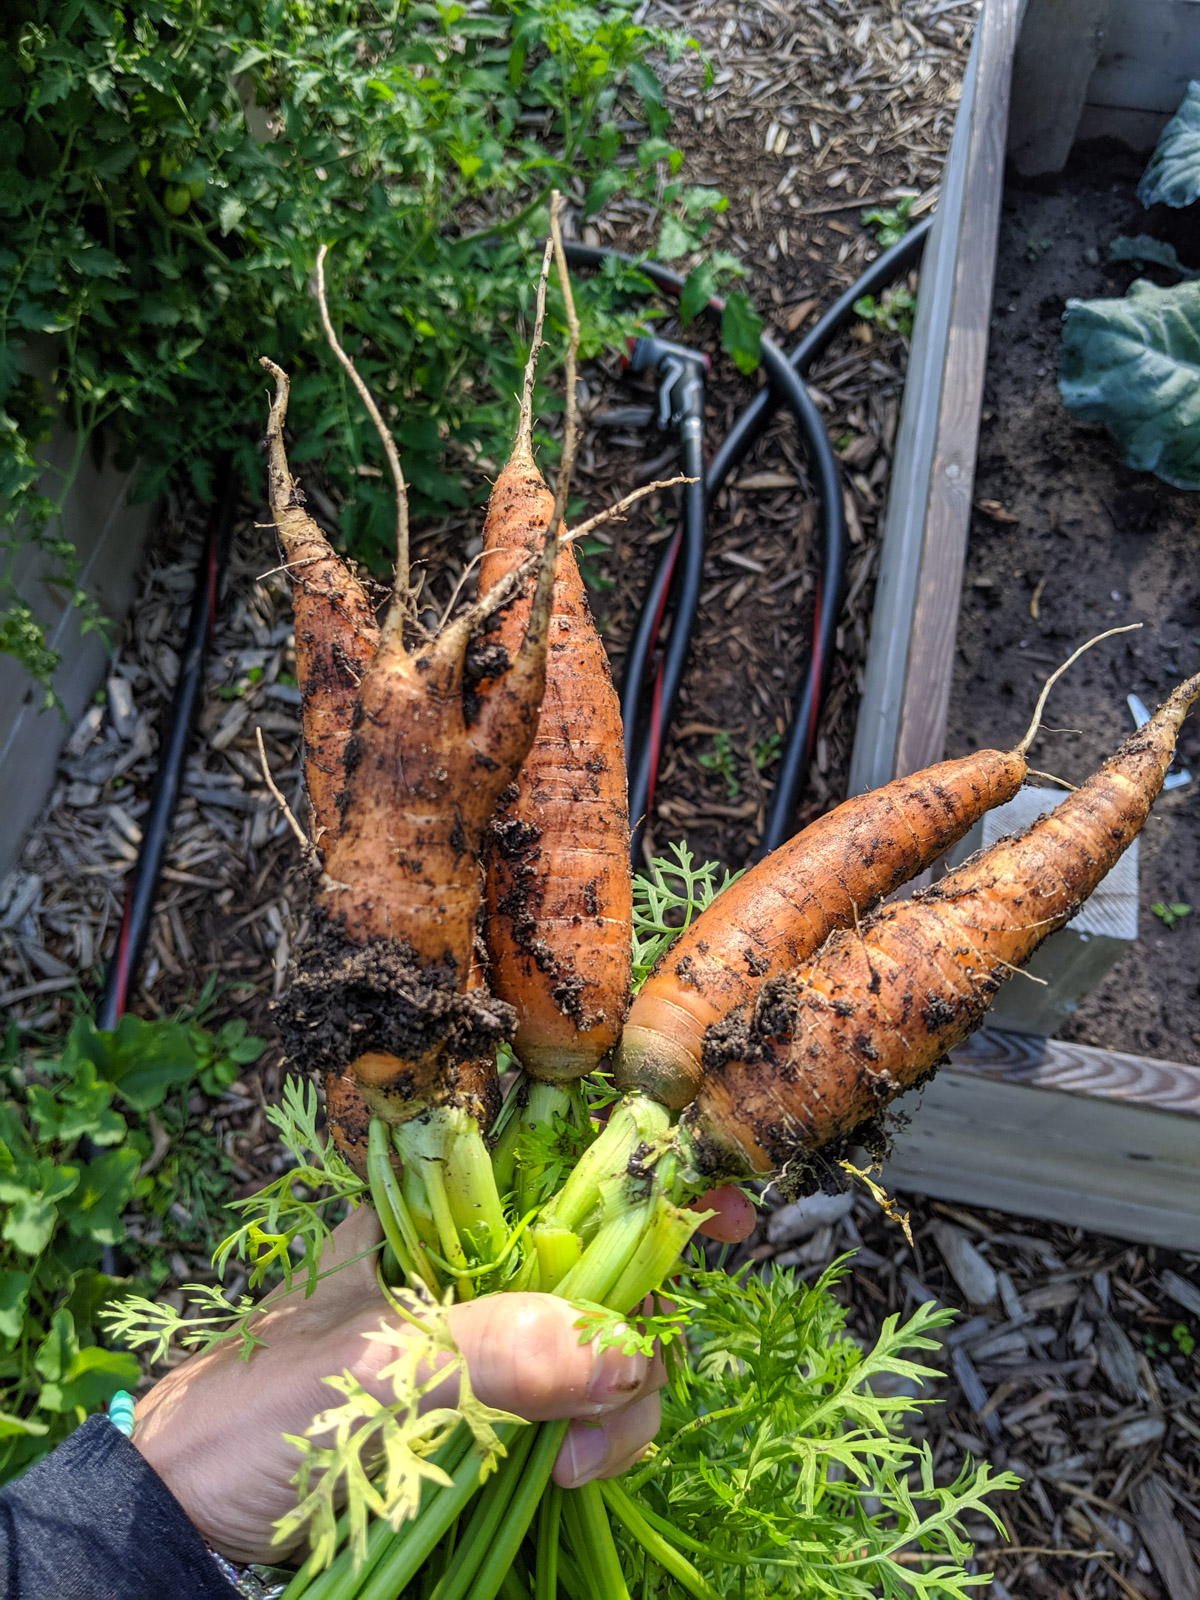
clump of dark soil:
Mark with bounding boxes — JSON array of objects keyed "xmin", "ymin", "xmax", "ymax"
[{"xmin": 946, "ymin": 142, "xmax": 1200, "ymax": 1066}]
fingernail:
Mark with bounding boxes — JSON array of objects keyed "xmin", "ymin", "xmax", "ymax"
[
  {"xmin": 587, "ymin": 1331, "xmax": 648, "ymax": 1407},
  {"xmin": 560, "ymin": 1421, "xmax": 608, "ymax": 1488}
]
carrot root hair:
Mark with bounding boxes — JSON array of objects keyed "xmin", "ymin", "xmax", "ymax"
[{"xmin": 1015, "ymin": 623, "xmax": 1141, "ymax": 756}]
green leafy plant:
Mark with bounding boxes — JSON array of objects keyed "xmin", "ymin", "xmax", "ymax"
[
  {"xmin": 1107, "ymin": 235, "xmax": 1198, "ymax": 280},
  {"xmin": 0, "ymin": 1009, "xmax": 263, "ymax": 1479},
  {"xmin": 696, "ymin": 729, "xmax": 740, "ymax": 799},
  {"xmin": 752, "ymin": 730, "xmax": 781, "ymax": 771},
  {"xmin": 631, "ymin": 842, "xmax": 739, "ymax": 989},
  {"xmin": 862, "ymin": 196, "xmax": 916, "ymax": 249},
  {"xmin": 1151, "ymin": 899, "xmax": 1192, "ymax": 929},
  {"xmin": 1060, "ymin": 81, "xmax": 1200, "ymax": 486},
  {"xmin": 1025, "ymin": 236, "xmax": 1051, "ymax": 263},
  {"xmin": 608, "ymin": 1260, "xmax": 1020, "ymax": 1597},
  {"xmin": 1, "ymin": 0, "xmax": 752, "ymax": 700},
  {"xmin": 853, "ymin": 286, "xmax": 917, "ymax": 337},
  {"xmin": 1139, "ymin": 81, "xmax": 1200, "ymax": 208}
]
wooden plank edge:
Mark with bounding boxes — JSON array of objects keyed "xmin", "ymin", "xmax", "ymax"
[
  {"xmin": 893, "ymin": 0, "xmax": 1023, "ymax": 778},
  {"xmin": 848, "ymin": 29, "xmax": 981, "ymax": 797},
  {"xmin": 883, "ymin": 1067, "xmax": 1200, "ymax": 1249},
  {"xmin": 949, "ymin": 1027, "xmax": 1200, "ymax": 1117}
]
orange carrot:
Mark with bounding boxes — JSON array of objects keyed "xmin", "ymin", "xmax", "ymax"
[
  {"xmin": 260, "ymin": 360, "xmax": 380, "ymax": 855},
  {"xmin": 617, "ymin": 627, "xmax": 1141, "ymax": 1111},
  {"xmin": 679, "ymin": 670, "xmax": 1200, "ymax": 1182},
  {"xmin": 273, "ymin": 247, "xmax": 564, "ymax": 1128},
  {"xmin": 616, "ymin": 749, "xmax": 1025, "ymax": 1109},
  {"xmin": 478, "ymin": 407, "xmax": 632, "ymax": 1082}
]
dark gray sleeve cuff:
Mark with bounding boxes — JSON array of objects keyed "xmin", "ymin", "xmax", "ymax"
[{"xmin": 0, "ymin": 1414, "xmax": 238, "ymax": 1599}]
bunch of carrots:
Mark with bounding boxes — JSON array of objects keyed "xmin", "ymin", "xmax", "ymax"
[{"xmin": 244, "ymin": 200, "xmax": 1199, "ymax": 1599}]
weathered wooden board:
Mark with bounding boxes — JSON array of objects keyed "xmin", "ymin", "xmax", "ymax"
[
  {"xmin": 1008, "ymin": 0, "xmax": 1115, "ymax": 175},
  {"xmin": 892, "ymin": 0, "xmax": 1022, "ymax": 780},
  {"xmin": 850, "ymin": 0, "xmax": 1022, "ymax": 795},
  {"xmin": 884, "ymin": 1031, "xmax": 1200, "ymax": 1248},
  {"xmin": 1081, "ymin": 0, "xmax": 1200, "ymax": 122},
  {"xmin": 0, "ymin": 338, "xmax": 152, "ymax": 879},
  {"xmin": 850, "ymin": 0, "xmax": 1200, "ymax": 1247}
]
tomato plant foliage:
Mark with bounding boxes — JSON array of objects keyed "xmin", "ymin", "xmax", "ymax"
[{"xmin": 1, "ymin": 0, "xmax": 748, "ymax": 695}]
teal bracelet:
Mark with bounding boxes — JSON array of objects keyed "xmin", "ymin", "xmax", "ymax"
[{"xmin": 108, "ymin": 1389, "xmax": 136, "ymax": 1438}]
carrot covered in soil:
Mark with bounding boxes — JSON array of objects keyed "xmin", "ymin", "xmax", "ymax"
[
  {"xmin": 616, "ymin": 749, "xmax": 1026, "ymax": 1110},
  {"xmin": 480, "ymin": 253, "xmax": 632, "ymax": 1085},
  {"xmin": 677, "ymin": 669, "xmax": 1200, "ymax": 1185},
  {"xmin": 260, "ymin": 359, "xmax": 380, "ymax": 856},
  {"xmin": 616, "ymin": 627, "xmax": 1142, "ymax": 1112},
  {"xmin": 274, "ymin": 246, "xmax": 564, "ymax": 1133}
]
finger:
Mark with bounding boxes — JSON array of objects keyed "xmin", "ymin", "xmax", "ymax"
[
  {"xmin": 447, "ymin": 1295, "xmax": 661, "ymax": 1421},
  {"xmin": 552, "ymin": 1390, "xmax": 661, "ymax": 1488},
  {"xmin": 693, "ymin": 1185, "xmax": 756, "ymax": 1243}
]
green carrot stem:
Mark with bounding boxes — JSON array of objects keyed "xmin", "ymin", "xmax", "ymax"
[
  {"xmin": 461, "ymin": 1419, "xmax": 569, "ymax": 1600},
  {"xmin": 598, "ymin": 1480, "xmax": 723, "ymax": 1600},
  {"xmin": 569, "ymin": 1482, "xmax": 631, "ymax": 1600},
  {"xmin": 352, "ymin": 1426, "xmax": 522, "ymax": 1600},
  {"xmin": 429, "ymin": 1425, "xmax": 539, "ymax": 1600},
  {"xmin": 534, "ymin": 1484, "xmax": 562, "ymax": 1600},
  {"xmin": 606, "ymin": 1200, "xmax": 699, "ymax": 1314},
  {"xmin": 553, "ymin": 1201, "xmax": 653, "ymax": 1305},
  {"xmin": 532, "ymin": 1225, "xmax": 582, "ymax": 1292},
  {"xmin": 499, "ymin": 1567, "xmax": 532, "ymax": 1600},
  {"xmin": 284, "ymin": 1426, "xmax": 477, "ymax": 1600},
  {"xmin": 558, "ymin": 1490, "xmax": 600, "ymax": 1600},
  {"xmin": 539, "ymin": 1100, "xmax": 644, "ymax": 1234},
  {"xmin": 554, "ymin": 1545, "xmax": 591, "ymax": 1600},
  {"xmin": 443, "ymin": 1113, "xmax": 510, "ymax": 1253},
  {"xmin": 515, "ymin": 1082, "xmax": 577, "ymax": 1212},
  {"xmin": 367, "ymin": 1118, "xmax": 438, "ymax": 1295}
]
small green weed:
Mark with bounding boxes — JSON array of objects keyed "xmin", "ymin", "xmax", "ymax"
[
  {"xmin": 1026, "ymin": 237, "xmax": 1052, "ymax": 262},
  {"xmin": 1152, "ymin": 900, "xmax": 1192, "ymax": 929},
  {"xmin": 862, "ymin": 195, "xmax": 916, "ymax": 248},
  {"xmin": 853, "ymin": 286, "xmax": 918, "ymax": 337},
  {"xmin": 753, "ymin": 730, "xmax": 782, "ymax": 771},
  {"xmin": 697, "ymin": 730, "xmax": 741, "ymax": 798}
]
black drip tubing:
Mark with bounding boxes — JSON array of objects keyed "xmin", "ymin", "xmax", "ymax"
[
  {"xmin": 95, "ymin": 461, "xmax": 238, "ymax": 1030},
  {"xmin": 624, "ymin": 427, "xmax": 705, "ymax": 861},
  {"xmin": 705, "ymin": 219, "xmax": 931, "ymax": 498},
  {"xmin": 563, "ymin": 221, "xmax": 930, "ymax": 857}
]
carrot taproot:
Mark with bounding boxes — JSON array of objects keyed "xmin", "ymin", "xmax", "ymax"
[
  {"xmin": 616, "ymin": 626, "xmax": 1141, "ymax": 1111},
  {"xmin": 679, "ymin": 669, "xmax": 1200, "ymax": 1183},
  {"xmin": 616, "ymin": 749, "xmax": 1025, "ymax": 1110},
  {"xmin": 274, "ymin": 244, "xmax": 565, "ymax": 1129},
  {"xmin": 478, "ymin": 271, "xmax": 632, "ymax": 1083},
  {"xmin": 260, "ymin": 359, "xmax": 380, "ymax": 856}
]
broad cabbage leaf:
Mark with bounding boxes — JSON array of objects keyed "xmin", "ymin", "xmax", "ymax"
[
  {"xmin": 1059, "ymin": 278, "xmax": 1200, "ymax": 488},
  {"xmin": 1139, "ymin": 81, "xmax": 1200, "ymax": 208}
]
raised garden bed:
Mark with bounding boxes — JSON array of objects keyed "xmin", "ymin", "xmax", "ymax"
[{"xmin": 851, "ymin": 0, "xmax": 1200, "ymax": 1246}]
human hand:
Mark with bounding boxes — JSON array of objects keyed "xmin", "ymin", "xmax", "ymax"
[{"xmin": 133, "ymin": 1206, "xmax": 674, "ymax": 1564}]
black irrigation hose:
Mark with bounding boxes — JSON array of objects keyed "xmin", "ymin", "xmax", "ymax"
[
  {"xmin": 625, "ymin": 425, "xmax": 705, "ymax": 861},
  {"xmin": 705, "ymin": 219, "xmax": 931, "ymax": 497},
  {"xmin": 563, "ymin": 222, "xmax": 930, "ymax": 857},
  {"xmin": 95, "ymin": 461, "xmax": 238, "ymax": 1031}
]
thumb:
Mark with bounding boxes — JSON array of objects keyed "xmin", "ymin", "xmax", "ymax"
[{"xmin": 447, "ymin": 1293, "xmax": 657, "ymax": 1422}]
